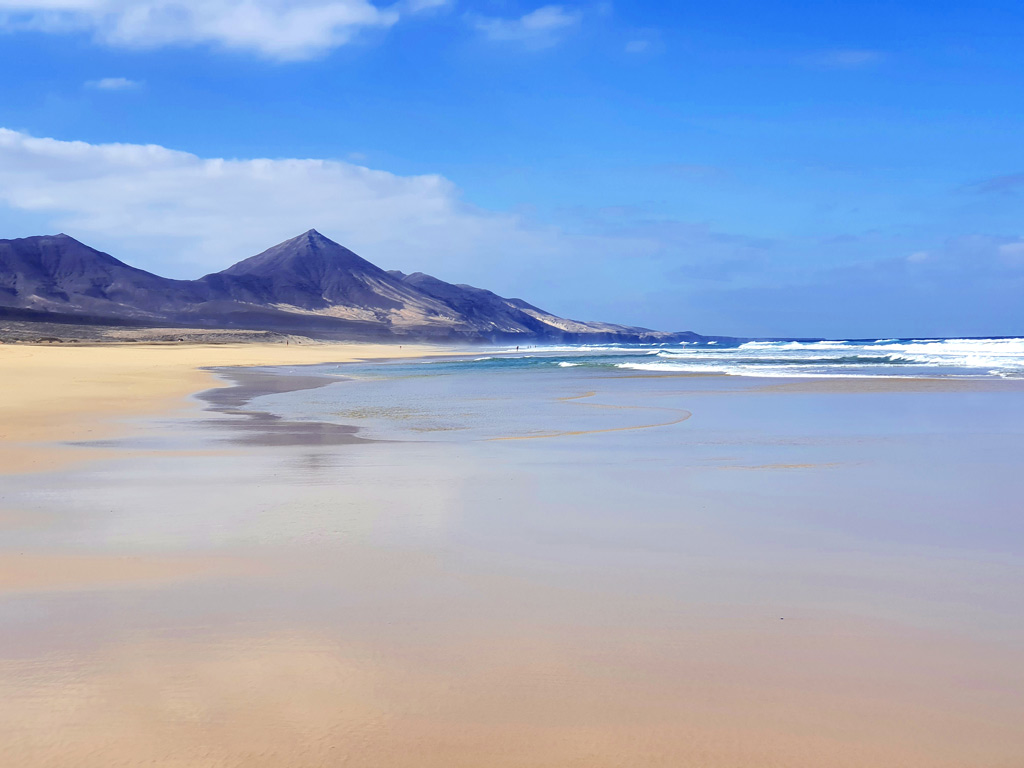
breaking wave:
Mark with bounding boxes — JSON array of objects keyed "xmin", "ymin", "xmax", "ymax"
[{"xmin": 461, "ymin": 337, "xmax": 1024, "ymax": 379}]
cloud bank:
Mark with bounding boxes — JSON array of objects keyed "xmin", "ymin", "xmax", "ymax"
[
  {"xmin": 0, "ymin": 127, "xmax": 504, "ymax": 271},
  {"xmin": 0, "ymin": 0, "xmax": 427, "ymax": 59},
  {"xmin": 0, "ymin": 128, "xmax": 664, "ymax": 303}
]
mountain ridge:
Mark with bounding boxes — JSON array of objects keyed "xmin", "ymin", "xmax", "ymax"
[{"xmin": 0, "ymin": 231, "xmax": 711, "ymax": 343}]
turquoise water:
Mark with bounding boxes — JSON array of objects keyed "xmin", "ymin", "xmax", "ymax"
[{"xmin": 237, "ymin": 337, "xmax": 1024, "ymax": 444}]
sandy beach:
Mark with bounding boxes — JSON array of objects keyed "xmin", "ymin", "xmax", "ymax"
[
  {"xmin": 2, "ymin": 343, "xmax": 1024, "ymax": 767},
  {"xmin": 0, "ymin": 341, "xmax": 449, "ymax": 474}
]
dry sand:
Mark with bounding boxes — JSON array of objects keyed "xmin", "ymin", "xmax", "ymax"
[{"xmin": 0, "ymin": 340, "xmax": 449, "ymax": 474}]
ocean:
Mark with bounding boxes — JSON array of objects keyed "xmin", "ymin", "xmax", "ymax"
[
  {"xmin": 232, "ymin": 336, "xmax": 1024, "ymax": 444},
  {"xmin": 457, "ymin": 336, "xmax": 1024, "ymax": 378}
]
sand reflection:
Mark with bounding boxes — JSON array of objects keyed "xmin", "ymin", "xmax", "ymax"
[{"xmin": 2, "ymin": 616, "xmax": 1022, "ymax": 768}]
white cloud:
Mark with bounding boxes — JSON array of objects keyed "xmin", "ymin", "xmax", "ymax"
[
  {"xmin": 85, "ymin": 76, "xmax": 141, "ymax": 90},
  {"xmin": 0, "ymin": 0, "xmax": 420, "ymax": 60},
  {"xmin": 624, "ymin": 39, "xmax": 649, "ymax": 54},
  {"xmin": 0, "ymin": 127, "xmax": 666, "ymax": 306},
  {"xmin": 472, "ymin": 5, "xmax": 581, "ymax": 48},
  {"xmin": 0, "ymin": 127, "xmax": 496, "ymax": 273}
]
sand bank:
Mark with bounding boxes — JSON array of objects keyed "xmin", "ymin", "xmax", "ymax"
[{"xmin": 0, "ymin": 341, "xmax": 449, "ymax": 474}]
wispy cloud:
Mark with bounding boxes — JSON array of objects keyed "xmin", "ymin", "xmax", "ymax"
[
  {"xmin": 968, "ymin": 172, "xmax": 1024, "ymax": 195},
  {"xmin": 998, "ymin": 241, "xmax": 1024, "ymax": 266},
  {"xmin": 0, "ymin": 0, "xmax": 441, "ymax": 60},
  {"xmin": 900, "ymin": 235, "xmax": 1024, "ymax": 273},
  {"xmin": 802, "ymin": 49, "xmax": 887, "ymax": 70},
  {"xmin": 85, "ymin": 76, "xmax": 141, "ymax": 90},
  {"xmin": 680, "ymin": 233, "xmax": 1024, "ymax": 337},
  {"xmin": 624, "ymin": 27, "xmax": 662, "ymax": 56},
  {"xmin": 400, "ymin": 0, "xmax": 450, "ymax": 10},
  {"xmin": 471, "ymin": 5, "xmax": 581, "ymax": 48}
]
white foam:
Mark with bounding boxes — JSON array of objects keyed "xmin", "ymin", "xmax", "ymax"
[
  {"xmin": 615, "ymin": 362, "xmax": 904, "ymax": 378},
  {"xmin": 468, "ymin": 337, "xmax": 1024, "ymax": 379},
  {"xmin": 651, "ymin": 338, "xmax": 1024, "ymax": 375}
]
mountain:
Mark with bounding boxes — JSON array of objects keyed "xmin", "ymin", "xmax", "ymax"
[
  {"xmin": 390, "ymin": 271, "xmax": 561, "ymax": 335},
  {"xmin": 389, "ymin": 271, "xmax": 668, "ymax": 339},
  {"xmin": 200, "ymin": 230, "xmax": 463, "ymax": 330},
  {"xmin": 0, "ymin": 233, "xmax": 203, "ymax": 319},
  {"xmin": 0, "ymin": 230, "xmax": 708, "ymax": 343}
]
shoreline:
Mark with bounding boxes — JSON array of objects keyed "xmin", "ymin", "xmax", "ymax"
[
  {"xmin": 7, "ymin": 338, "xmax": 1019, "ymax": 476},
  {"xmin": 0, "ymin": 340, "xmax": 454, "ymax": 475},
  {"xmin": 5, "ymin": 339, "xmax": 1021, "ymax": 477}
]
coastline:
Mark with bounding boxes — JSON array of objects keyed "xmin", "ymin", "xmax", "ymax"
[{"xmin": 0, "ymin": 340, "xmax": 452, "ymax": 474}]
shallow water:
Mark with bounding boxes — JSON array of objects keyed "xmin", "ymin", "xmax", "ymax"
[
  {"xmin": 362, "ymin": 336, "xmax": 1024, "ymax": 379},
  {"xmin": 2, "ymin": 354, "xmax": 1024, "ymax": 766}
]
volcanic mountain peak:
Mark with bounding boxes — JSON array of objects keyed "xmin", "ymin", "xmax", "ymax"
[
  {"xmin": 218, "ymin": 229, "xmax": 382, "ymax": 279},
  {"xmin": 200, "ymin": 230, "xmax": 455, "ymax": 317}
]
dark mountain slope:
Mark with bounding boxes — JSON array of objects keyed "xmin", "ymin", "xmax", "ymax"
[
  {"xmin": 391, "ymin": 270, "xmax": 694, "ymax": 342},
  {"xmin": 200, "ymin": 230, "xmax": 463, "ymax": 328},
  {"xmin": 0, "ymin": 234, "xmax": 204, "ymax": 319},
  {"xmin": 389, "ymin": 271, "xmax": 555, "ymax": 335}
]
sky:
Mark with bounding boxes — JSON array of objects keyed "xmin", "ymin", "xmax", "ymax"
[{"xmin": 0, "ymin": 0, "xmax": 1022, "ymax": 338}]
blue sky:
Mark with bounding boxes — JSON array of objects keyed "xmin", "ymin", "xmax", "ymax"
[{"xmin": 0, "ymin": 0, "xmax": 1022, "ymax": 337}]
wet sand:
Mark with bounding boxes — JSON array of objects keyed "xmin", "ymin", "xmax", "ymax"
[
  {"xmin": 2, "ymin": 349, "xmax": 1024, "ymax": 767},
  {"xmin": 2, "ymin": 618, "xmax": 1020, "ymax": 768},
  {"xmin": 0, "ymin": 552, "xmax": 254, "ymax": 593},
  {"xmin": 0, "ymin": 341, "xmax": 448, "ymax": 473}
]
